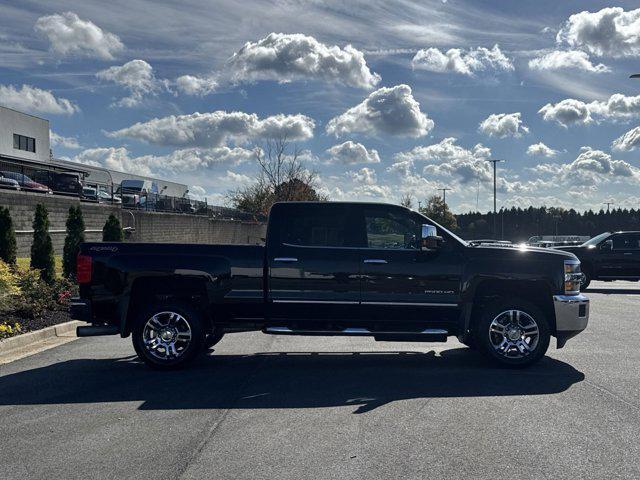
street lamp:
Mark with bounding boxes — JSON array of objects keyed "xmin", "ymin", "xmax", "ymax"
[
  {"xmin": 486, "ymin": 159, "xmax": 504, "ymax": 238},
  {"xmin": 437, "ymin": 187, "xmax": 451, "ymax": 205}
]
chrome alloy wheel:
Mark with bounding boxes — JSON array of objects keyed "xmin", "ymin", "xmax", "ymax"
[
  {"xmin": 142, "ymin": 311, "xmax": 192, "ymax": 360},
  {"xmin": 489, "ymin": 310, "xmax": 539, "ymax": 359}
]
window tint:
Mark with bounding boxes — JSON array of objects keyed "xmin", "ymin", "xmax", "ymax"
[
  {"xmin": 278, "ymin": 206, "xmax": 350, "ymax": 247},
  {"xmin": 365, "ymin": 209, "xmax": 421, "ymax": 250},
  {"xmin": 613, "ymin": 234, "xmax": 640, "ymax": 250}
]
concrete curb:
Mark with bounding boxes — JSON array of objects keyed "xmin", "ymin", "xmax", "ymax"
[{"xmin": 0, "ymin": 320, "xmax": 86, "ymax": 355}]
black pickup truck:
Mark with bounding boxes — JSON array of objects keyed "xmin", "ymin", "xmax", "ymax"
[
  {"xmin": 555, "ymin": 231, "xmax": 640, "ymax": 289},
  {"xmin": 71, "ymin": 202, "xmax": 589, "ymax": 369}
]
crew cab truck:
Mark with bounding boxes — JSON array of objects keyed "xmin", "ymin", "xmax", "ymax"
[
  {"xmin": 71, "ymin": 202, "xmax": 589, "ymax": 369},
  {"xmin": 555, "ymin": 231, "xmax": 640, "ymax": 289}
]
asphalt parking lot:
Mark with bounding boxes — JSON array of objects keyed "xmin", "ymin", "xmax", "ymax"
[{"xmin": 1, "ymin": 280, "xmax": 639, "ymax": 480}]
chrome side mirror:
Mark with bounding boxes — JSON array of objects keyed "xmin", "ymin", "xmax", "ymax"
[{"xmin": 421, "ymin": 224, "xmax": 443, "ymax": 250}]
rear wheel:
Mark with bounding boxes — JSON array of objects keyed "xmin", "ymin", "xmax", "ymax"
[
  {"xmin": 132, "ymin": 302, "xmax": 206, "ymax": 369},
  {"xmin": 474, "ymin": 299, "xmax": 550, "ymax": 368}
]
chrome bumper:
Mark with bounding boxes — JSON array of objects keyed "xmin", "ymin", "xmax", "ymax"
[{"xmin": 553, "ymin": 294, "xmax": 589, "ymax": 348}]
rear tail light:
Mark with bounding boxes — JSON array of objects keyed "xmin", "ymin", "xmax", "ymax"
[{"xmin": 76, "ymin": 254, "xmax": 92, "ymax": 284}]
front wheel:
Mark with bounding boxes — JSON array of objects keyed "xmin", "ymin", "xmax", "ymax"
[
  {"xmin": 132, "ymin": 302, "xmax": 206, "ymax": 369},
  {"xmin": 474, "ymin": 299, "xmax": 550, "ymax": 368}
]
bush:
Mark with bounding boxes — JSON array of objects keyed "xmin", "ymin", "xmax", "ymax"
[
  {"xmin": 102, "ymin": 214, "xmax": 124, "ymax": 241},
  {"xmin": 30, "ymin": 204, "xmax": 55, "ymax": 283},
  {"xmin": 63, "ymin": 206, "xmax": 85, "ymax": 278},
  {"xmin": 0, "ymin": 207, "xmax": 17, "ymax": 265},
  {"xmin": 0, "ymin": 321, "xmax": 21, "ymax": 339}
]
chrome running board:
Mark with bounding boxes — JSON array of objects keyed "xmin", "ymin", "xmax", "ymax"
[{"xmin": 264, "ymin": 326, "xmax": 448, "ymax": 338}]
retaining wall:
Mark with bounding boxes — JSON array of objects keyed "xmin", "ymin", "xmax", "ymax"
[{"xmin": 0, "ymin": 190, "xmax": 266, "ymax": 257}]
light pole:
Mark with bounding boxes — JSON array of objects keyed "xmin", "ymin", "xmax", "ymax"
[
  {"xmin": 486, "ymin": 159, "xmax": 504, "ymax": 238},
  {"xmin": 603, "ymin": 201, "xmax": 614, "ymax": 213},
  {"xmin": 437, "ymin": 187, "xmax": 451, "ymax": 205}
]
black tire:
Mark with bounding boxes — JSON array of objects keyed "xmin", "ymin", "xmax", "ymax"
[
  {"xmin": 580, "ymin": 269, "xmax": 591, "ymax": 290},
  {"xmin": 473, "ymin": 298, "xmax": 550, "ymax": 368},
  {"xmin": 132, "ymin": 302, "xmax": 206, "ymax": 370},
  {"xmin": 205, "ymin": 330, "xmax": 225, "ymax": 349}
]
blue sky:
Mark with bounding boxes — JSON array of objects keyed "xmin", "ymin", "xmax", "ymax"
[{"xmin": 1, "ymin": 0, "xmax": 640, "ymax": 212}]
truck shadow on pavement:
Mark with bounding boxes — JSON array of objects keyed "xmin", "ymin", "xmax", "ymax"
[{"xmin": 0, "ymin": 348, "xmax": 584, "ymax": 414}]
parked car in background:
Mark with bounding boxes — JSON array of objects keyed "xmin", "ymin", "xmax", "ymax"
[
  {"xmin": 0, "ymin": 171, "xmax": 52, "ymax": 194},
  {"xmin": 0, "ymin": 173, "xmax": 20, "ymax": 190},
  {"xmin": 72, "ymin": 201, "xmax": 589, "ymax": 370},
  {"xmin": 97, "ymin": 189, "xmax": 122, "ymax": 204},
  {"xmin": 82, "ymin": 186, "xmax": 98, "ymax": 202},
  {"xmin": 32, "ymin": 171, "xmax": 83, "ymax": 196},
  {"xmin": 117, "ymin": 179, "xmax": 158, "ymax": 209},
  {"xmin": 555, "ymin": 231, "xmax": 640, "ymax": 289}
]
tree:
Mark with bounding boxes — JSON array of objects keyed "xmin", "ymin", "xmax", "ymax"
[
  {"xmin": 420, "ymin": 195, "xmax": 457, "ymax": 231},
  {"xmin": 400, "ymin": 194, "xmax": 414, "ymax": 209},
  {"xmin": 63, "ymin": 206, "xmax": 85, "ymax": 278},
  {"xmin": 0, "ymin": 207, "xmax": 17, "ymax": 265},
  {"xmin": 229, "ymin": 136, "xmax": 325, "ymax": 215},
  {"xmin": 102, "ymin": 214, "xmax": 124, "ymax": 242},
  {"xmin": 30, "ymin": 204, "xmax": 55, "ymax": 283}
]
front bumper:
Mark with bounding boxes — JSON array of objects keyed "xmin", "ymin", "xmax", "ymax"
[{"xmin": 553, "ymin": 294, "xmax": 589, "ymax": 348}]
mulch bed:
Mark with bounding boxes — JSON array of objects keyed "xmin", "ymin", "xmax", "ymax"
[{"xmin": 2, "ymin": 310, "xmax": 72, "ymax": 335}]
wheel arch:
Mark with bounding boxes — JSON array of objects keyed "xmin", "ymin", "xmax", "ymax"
[
  {"xmin": 122, "ymin": 275, "xmax": 215, "ymax": 336},
  {"xmin": 465, "ymin": 279, "xmax": 557, "ymax": 336}
]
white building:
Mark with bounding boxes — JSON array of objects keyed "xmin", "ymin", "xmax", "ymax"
[{"xmin": 0, "ymin": 106, "xmax": 51, "ymax": 163}]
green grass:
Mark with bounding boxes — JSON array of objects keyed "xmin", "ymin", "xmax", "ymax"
[{"xmin": 16, "ymin": 256, "xmax": 63, "ymax": 278}]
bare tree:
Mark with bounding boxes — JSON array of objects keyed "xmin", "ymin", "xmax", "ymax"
[
  {"xmin": 229, "ymin": 135, "xmax": 325, "ymax": 215},
  {"xmin": 400, "ymin": 194, "xmax": 414, "ymax": 209}
]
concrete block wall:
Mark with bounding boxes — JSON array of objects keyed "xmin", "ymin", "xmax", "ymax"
[{"xmin": 1, "ymin": 190, "xmax": 266, "ymax": 257}]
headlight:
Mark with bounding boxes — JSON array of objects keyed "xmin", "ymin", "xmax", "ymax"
[{"xmin": 564, "ymin": 260, "xmax": 581, "ymax": 295}]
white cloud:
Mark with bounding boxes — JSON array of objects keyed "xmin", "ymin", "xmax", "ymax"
[
  {"xmin": 528, "ymin": 50, "xmax": 609, "ymax": 73},
  {"xmin": 532, "ymin": 147, "xmax": 638, "ymax": 187},
  {"xmin": 538, "ymin": 99, "xmax": 593, "ymax": 127},
  {"xmin": 326, "ymin": 141, "xmax": 380, "ymax": 164},
  {"xmin": 557, "ymin": 7, "xmax": 640, "ymax": 58},
  {"xmin": 612, "ymin": 126, "xmax": 640, "ymax": 151},
  {"xmin": 326, "ymin": 84, "xmax": 433, "ymax": 137},
  {"xmin": 73, "ymin": 147, "xmax": 153, "ymax": 176},
  {"xmin": 72, "ymin": 145, "xmax": 256, "ymax": 176},
  {"xmin": 411, "ymin": 44, "xmax": 513, "ymax": 76},
  {"xmin": 539, "ymin": 94, "xmax": 640, "ymax": 127},
  {"xmin": 0, "ymin": 84, "xmax": 78, "ymax": 115},
  {"xmin": 228, "ymin": 32, "xmax": 380, "ymax": 89},
  {"xmin": 526, "ymin": 142, "xmax": 558, "ymax": 157},
  {"xmin": 50, "ymin": 132, "xmax": 81, "ymax": 149},
  {"xmin": 175, "ymin": 75, "xmax": 218, "ymax": 96},
  {"xmin": 392, "ymin": 137, "xmax": 492, "ymax": 184},
  {"xmin": 108, "ymin": 111, "xmax": 315, "ymax": 147},
  {"xmin": 96, "ymin": 59, "xmax": 161, "ymax": 107},
  {"xmin": 478, "ymin": 112, "xmax": 529, "ymax": 138},
  {"xmin": 34, "ymin": 12, "xmax": 124, "ymax": 60}
]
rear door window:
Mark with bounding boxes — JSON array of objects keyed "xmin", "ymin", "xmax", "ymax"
[{"xmin": 274, "ymin": 204, "xmax": 357, "ymax": 247}]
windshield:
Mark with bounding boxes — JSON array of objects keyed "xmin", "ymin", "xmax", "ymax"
[{"xmin": 581, "ymin": 232, "xmax": 611, "ymax": 246}]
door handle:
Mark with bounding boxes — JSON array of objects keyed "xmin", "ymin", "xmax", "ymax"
[
  {"xmin": 274, "ymin": 257, "xmax": 298, "ymax": 263},
  {"xmin": 624, "ymin": 252, "xmax": 633, "ymax": 255},
  {"xmin": 364, "ymin": 259, "xmax": 388, "ymax": 264}
]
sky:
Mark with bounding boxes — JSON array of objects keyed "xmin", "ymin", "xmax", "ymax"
[{"xmin": 1, "ymin": 0, "xmax": 640, "ymax": 213}]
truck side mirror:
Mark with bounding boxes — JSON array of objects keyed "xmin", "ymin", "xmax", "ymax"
[
  {"xmin": 600, "ymin": 240, "xmax": 612, "ymax": 252},
  {"xmin": 421, "ymin": 224, "xmax": 443, "ymax": 250}
]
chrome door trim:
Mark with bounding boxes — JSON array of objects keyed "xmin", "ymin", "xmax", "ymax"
[
  {"xmin": 361, "ymin": 301, "xmax": 458, "ymax": 307},
  {"xmin": 363, "ymin": 259, "xmax": 388, "ymax": 264},
  {"xmin": 272, "ymin": 299, "xmax": 360, "ymax": 305},
  {"xmin": 273, "ymin": 257, "xmax": 298, "ymax": 263}
]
